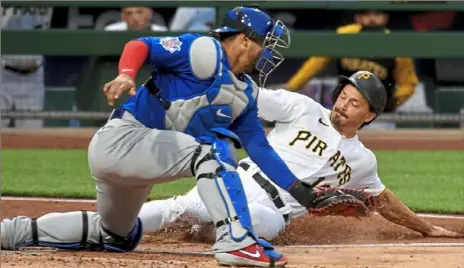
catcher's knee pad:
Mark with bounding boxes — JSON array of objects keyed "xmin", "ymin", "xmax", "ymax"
[
  {"xmin": 20, "ymin": 211, "xmax": 142, "ymax": 252},
  {"xmin": 191, "ymin": 135, "xmax": 262, "ymax": 243},
  {"xmin": 101, "ymin": 217, "xmax": 143, "ymax": 252}
]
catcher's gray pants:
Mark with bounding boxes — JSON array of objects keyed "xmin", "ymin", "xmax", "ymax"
[{"xmin": 1, "ymin": 111, "xmax": 256, "ymax": 252}]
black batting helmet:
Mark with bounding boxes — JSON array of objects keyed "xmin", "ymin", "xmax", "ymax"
[{"xmin": 331, "ymin": 71, "xmax": 387, "ymax": 115}]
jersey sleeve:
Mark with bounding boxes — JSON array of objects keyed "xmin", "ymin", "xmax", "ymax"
[
  {"xmin": 230, "ymin": 103, "xmax": 298, "ymax": 191},
  {"xmin": 355, "ymin": 153, "xmax": 386, "ymax": 196},
  {"xmin": 257, "ymin": 88, "xmax": 317, "ymax": 123},
  {"xmin": 137, "ymin": 34, "xmax": 219, "ymax": 80}
]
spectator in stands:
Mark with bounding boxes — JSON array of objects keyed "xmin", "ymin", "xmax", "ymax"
[
  {"xmin": 169, "ymin": 7, "xmax": 215, "ymax": 32},
  {"xmin": 284, "ymin": 9, "xmax": 419, "ymax": 128},
  {"xmin": 0, "ymin": 7, "xmax": 53, "ymax": 128},
  {"xmin": 105, "ymin": 7, "xmax": 167, "ymax": 31}
]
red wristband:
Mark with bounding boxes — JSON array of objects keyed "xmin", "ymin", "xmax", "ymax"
[{"xmin": 118, "ymin": 40, "xmax": 149, "ymax": 80}]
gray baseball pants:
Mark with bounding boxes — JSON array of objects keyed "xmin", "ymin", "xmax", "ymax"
[{"xmin": 1, "ymin": 111, "xmax": 256, "ymax": 252}]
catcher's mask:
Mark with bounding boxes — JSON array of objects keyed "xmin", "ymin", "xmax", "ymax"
[
  {"xmin": 331, "ymin": 71, "xmax": 387, "ymax": 127},
  {"xmin": 210, "ymin": 5, "xmax": 291, "ymax": 87}
]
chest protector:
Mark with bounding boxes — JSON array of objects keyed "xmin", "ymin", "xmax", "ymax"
[{"xmin": 163, "ymin": 62, "xmax": 258, "ymax": 140}]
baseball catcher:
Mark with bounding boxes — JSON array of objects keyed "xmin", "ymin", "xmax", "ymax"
[{"xmin": 1, "ymin": 6, "xmax": 370, "ymax": 268}]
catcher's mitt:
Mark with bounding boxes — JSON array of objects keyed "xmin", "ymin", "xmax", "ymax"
[{"xmin": 309, "ymin": 186, "xmax": 376, "ymax": 217}]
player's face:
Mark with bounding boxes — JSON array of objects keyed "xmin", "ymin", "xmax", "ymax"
[
  {"xmin": 245, "ymin": 39, "xmax": 265, "ymax": 73},
  {"xmin": 121, "ymin": 7, "xmax": 153, "ymax": 30},
  {"xmin": 355, "ymin": 11, "xmax": 389, "ymax": 27},
  {"xmin": 234, "ymin": 35, "xmax": 264, "ymax": 73},
  {"xmin": 331, "ymin": 84, "xmax": 376, "ymax": 131}
]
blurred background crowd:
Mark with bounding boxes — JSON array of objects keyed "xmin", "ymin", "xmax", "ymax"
[{"xmin": 1, "ymin": 3, "xmax": 464, "ymax": 129}]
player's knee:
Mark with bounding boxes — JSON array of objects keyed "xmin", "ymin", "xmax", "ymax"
[
  {"xmin": 101, "ymin": 217, "xmax": 143, "ymax": 252},
  {"xmin": 191, "ymin": 139, "xmax": 238, "ymax": 180},
  {"xmin": 248, "ymin": 204, "xmax": 285, "ymax": 241},
  {"xmin": 190, "ymin": 144, "xmax": 217, "ymax": 179}
]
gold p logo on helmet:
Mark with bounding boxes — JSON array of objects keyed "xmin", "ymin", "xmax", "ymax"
[{"xmin": 357, "ymin": 72, "xmax": 371, "ymax": 80}]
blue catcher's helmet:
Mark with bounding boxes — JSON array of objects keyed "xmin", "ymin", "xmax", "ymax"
[{"xmin": 210, "ymin": 5, "xmax": 291, "ymax": 87}]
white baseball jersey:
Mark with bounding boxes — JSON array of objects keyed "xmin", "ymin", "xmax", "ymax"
[{"xmin": 239, "ymin": 88, "xmax": 386, "ymax": 219}]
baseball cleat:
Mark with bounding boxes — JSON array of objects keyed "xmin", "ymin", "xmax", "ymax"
[{"xmin": 215, "ymin": 243, "xmax": 287, "ymax": 267}]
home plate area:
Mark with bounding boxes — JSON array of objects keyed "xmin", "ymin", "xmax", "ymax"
[{"xmin": 1, "ymin": 199, "xmax": 463, "ymax": 268}]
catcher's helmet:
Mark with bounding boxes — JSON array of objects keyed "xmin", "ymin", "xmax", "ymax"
[
  {"xmin": 331, "ymin": 71, "xmax": 387, "ymax": 115},
  {"xmin": 210, "ymin": 5, "xmax": 290, "ymax": 87}
]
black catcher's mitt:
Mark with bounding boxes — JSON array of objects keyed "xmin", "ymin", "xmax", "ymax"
[{"xmin": 309, "ymin": 185, "xmax": 376, "ymax": 217}]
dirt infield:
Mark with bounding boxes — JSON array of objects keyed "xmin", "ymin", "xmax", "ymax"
[
  {"xmin": 1, "ymin": 128, "xmax": 464, "ymax": 267},
  {"xmin": 1, "ymin": 199, "xmax": 464, "ymax": 268}
]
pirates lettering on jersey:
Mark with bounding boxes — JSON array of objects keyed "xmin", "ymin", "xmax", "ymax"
[
  {"xmin": 328, "ymin": 150, "xmax": 352, "ymax": 186},
  {"xmin": 289, "ymin": 130, "xmax": 328, "ymax": 157}
]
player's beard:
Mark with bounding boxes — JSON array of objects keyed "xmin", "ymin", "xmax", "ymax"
[
  {"xmin": 332, "ymin": 114, "xmax": 342, "ymax": 130},
  {"xmin": 331, "ymin": 110, "xmax": 346, "ymax": 133}
]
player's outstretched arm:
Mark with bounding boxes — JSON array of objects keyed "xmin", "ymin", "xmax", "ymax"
[{"xmin": 375, "ymin": 189, "xmax": 463, "ymax": 238}]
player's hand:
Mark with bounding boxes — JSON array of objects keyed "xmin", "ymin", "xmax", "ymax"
[
  {"xmin": 103, "ymin": 74, "xmax": 137, "ymax": 106},
  {"xmin": 288, "ymin": 180, "xmax": 374, "ymax": 217},
  {"xmin": 424, "ymin": 226, "xmax": 464, "ymax": 238}
]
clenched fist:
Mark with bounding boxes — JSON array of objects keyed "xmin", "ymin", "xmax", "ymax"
[{"xmin": 103, "ymin": 74, "xmax": 137, "ymax": 106}]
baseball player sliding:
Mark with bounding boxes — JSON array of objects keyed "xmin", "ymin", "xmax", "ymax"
[
  {"xmin": 1, "ymin": 6, "xmax": 372, "ymax": 268},
  {"xmin": 138, "ymin": 71, "xmax": 463, "ymax": 241}
]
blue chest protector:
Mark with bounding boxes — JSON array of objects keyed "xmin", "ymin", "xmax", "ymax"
[{"xmin": 121, "ymin": 33, "xmax": 258, "ymax": 146}]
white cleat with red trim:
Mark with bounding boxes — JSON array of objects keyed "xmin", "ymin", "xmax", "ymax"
[{"xmin": 215, "ymin": 243, "xmax": 287, "ymax": 267}]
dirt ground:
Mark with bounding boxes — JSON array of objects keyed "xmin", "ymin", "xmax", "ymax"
[{"xmin": 1, "ymin": 128, "xmax": 464, "ymax": 267}]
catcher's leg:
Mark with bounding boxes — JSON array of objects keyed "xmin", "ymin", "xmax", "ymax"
[
  {"xmin": 0, "ymin": 184, "xmax": 147, "ymax": 251},
  {"xmin": 192, "ymin": 134, "xmax": 286, "ymax": 266},
  {"xmin": 1, "ymin": 112, "xmax": 199, "ymax": 251}
]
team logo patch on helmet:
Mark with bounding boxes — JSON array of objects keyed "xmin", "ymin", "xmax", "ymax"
[{"xmin": 160, "ymin": 37, "xmax": 183, "ymax": 53}]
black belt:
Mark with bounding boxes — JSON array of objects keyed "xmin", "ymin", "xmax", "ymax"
[
  {"xmin": 239, "ymin": 162, "xmax": 290, "ymax": 223},
  {"xmin": 3, "ymin": 64, "xmax": 40, "ymax": 75},
  {"xmin": 215, "ymin": 163, "xmax": 290, "ymax": 228},
  {"xmin": 108, "ymin": 108, "xmax": 125, "ymax": 120}
]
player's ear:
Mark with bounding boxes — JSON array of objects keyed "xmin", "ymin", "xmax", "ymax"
[
  {"xmin": 241, "ymin": 34, "xmax": 251, "ymax": 48},
  {"xmin": 364, "ymin": 110, "xmax": 376, "ymax": 123}
]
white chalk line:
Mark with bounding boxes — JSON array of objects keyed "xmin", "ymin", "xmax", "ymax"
[
  {"xmin": 1, "ymin": 196, "xmax": 96, "ymax": 203},
  {"xmin": 287, "ymin": 242, "xmax": 464, "ymax": 249},
  {"xmin": 2, "ymin": 196, "xmax": 464, "ymax": 220},
  {"xmin": 3, "ymin": 242, "xmax": 463, "ymax": 257}
]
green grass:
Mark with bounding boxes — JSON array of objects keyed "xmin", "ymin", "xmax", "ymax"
[
  {"xmin": 2, "ymin": 149, "xmax": 463, "ymax": 213},
  {"xmin": 375, "ymin": 151, "xmax": 464, "ymax": 213}
]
